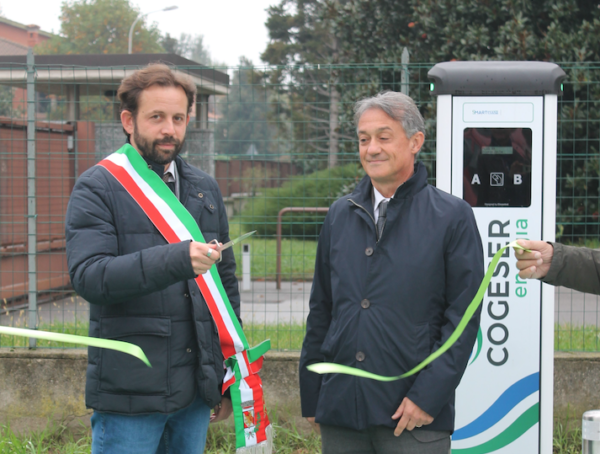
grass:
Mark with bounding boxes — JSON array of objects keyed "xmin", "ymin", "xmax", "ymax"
[
  {"xmin": 0, "ymin": 421, "xmax": 91, "ymax": 454},
  {"xmin": 244, "ymin": 322, "xmax": 306, "ymax": 351},
  {"xmin": 0, "ymin": 321, "xmax": 307, "ymax": 351},
  {"xmin": 555, "ymin": 323, "xmax": 600, "ymax": 352},
  {"xmin": 553, "ymin": 410, "xmax": 583, "ymax": 454},
  {"xmin": 228, "ymin": 220, "xmax": 318, "ymax": 281},
  {"xmin": 0, "ymin": 412, "xmax": 321, "ymax": 454},
  {"xmin": 0, "ymin": 417, "xmax": 583, "ymax": 453},
  {"xmin": 553, "ymin": 421, "xmax": 581, "ymax": 454},
  {"xmin": 0, "ymin": 321, "xmax": 90, "ymax": 349},
  {"xmin": 205, "ymin": 411, "xmax": 321, "ymax": 454},
  {"xmin": 6, "ymin": 319, "xmax": 600, "ymax": 353}
]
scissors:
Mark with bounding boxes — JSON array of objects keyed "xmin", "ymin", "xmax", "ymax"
[{"xmin": 208, "ymin": 231, "xmax": 256, "ymax": 261}]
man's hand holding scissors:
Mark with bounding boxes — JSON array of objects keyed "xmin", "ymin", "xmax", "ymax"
[{"xmin": 190, "ymin": 231, "xmax": 256, "ymax": 275}]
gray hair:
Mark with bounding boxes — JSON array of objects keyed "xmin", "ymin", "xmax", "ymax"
[{"xmin": 354, "ymin": 91, "xmax": 426, "ymax": 140}]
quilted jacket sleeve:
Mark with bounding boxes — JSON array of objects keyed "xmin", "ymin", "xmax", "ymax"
[{"xmin": 66, "ymin": 170, "xmax": 197, "ymax": 305}]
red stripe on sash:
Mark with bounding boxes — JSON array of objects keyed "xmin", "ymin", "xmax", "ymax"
[
  {"xmin": 244, "ymin": 373, "xmax": 269, "ymax": 443},
  {"xmin": 194, "ymin": 275, "xmax": 237, "ymax": 359},
  {"xmin": 98, "ymin": 159, "xmax": 238, "ymax": 360},
  {"xmin": 250, "ymin": 356, "xmax": 264, "ymax": 374},
  {"xmin": 223, "ymin": 375, "xmax": 236, "ymax": 394},
  {"xmin": 98, "ymin": 161, "xmax": 181, "ymax": 244}
]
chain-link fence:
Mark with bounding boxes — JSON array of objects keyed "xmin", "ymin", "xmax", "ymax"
[{"xmin": 0, "ymin": 55, "xmax": 598, "ymax": 351}]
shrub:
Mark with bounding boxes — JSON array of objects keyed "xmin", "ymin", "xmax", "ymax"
[{"xmin": 239, "ymin": 162, "xmax": 364, "ymax": 238}]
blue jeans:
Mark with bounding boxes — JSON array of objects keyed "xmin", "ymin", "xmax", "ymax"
[{"xmin": 91, "ymin": 396, "xmax": 212, "ymax": 454}]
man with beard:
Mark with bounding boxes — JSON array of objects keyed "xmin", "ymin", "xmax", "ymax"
[{"xmin": 65, "ymin": 64, "xmax": 237, "ymax": 453}]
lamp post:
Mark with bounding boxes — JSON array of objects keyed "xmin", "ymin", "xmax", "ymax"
[{"xmin": 128, "ymin": 5, "xmax": 178, "ymax": 54}]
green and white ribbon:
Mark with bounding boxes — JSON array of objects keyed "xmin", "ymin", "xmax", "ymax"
[
  {"xmin": 0, "ymin": 325, "xmax": 151, "ymax": 367},
  {"xmin": 307, "ymin": 240, "xmax": 529, "ymax": 380}
]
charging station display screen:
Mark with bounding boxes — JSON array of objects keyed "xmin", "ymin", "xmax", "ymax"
[{"xmin": 463, "ymin": 128, "xmax": 532, "ymax": 207}]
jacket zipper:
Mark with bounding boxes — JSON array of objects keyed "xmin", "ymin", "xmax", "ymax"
[{"xmin": 348, "ymin": 199, "xmax": 380, "ymax": 243}]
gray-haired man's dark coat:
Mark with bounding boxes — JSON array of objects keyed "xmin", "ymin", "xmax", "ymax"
[{"xmin": 300, "ymin": 162, "xmax": 484, "ymax": 433}]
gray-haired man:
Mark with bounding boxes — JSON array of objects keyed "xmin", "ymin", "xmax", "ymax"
[{"xmin": 300, "ymin": 92, "xmax": 484, "ymax": 453}]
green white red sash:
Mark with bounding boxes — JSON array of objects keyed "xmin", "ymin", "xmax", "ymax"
[{"xmin": 97, "ymin": 144, "xmax": 271, "ymax": 452}]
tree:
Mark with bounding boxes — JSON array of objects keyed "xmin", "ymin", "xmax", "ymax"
[
  {"xmin": 262, "ymin": 0, "xmax": 339, "ymax": 65},
  {"xmin": 327, "ymin": 0, "xmax": 600, "ymax": 242},
  {"xmin": 262, "ymin": 0, "xmax": 600, "ymax": 240},
  {"xmin": 214, "ymin": 58, "xmax": 281, "ymax": 157},
  {"xmin": 160, "ymin": 33, "xmax": 215, "ymax": 65},
  {"xmin": 262, "ymin": 0, "xmax": 344, "ymax": 168},
  {"xmin": 35, "ymin": 0, "xmax": 163, "ymax": 55},
  {"xmin": 0, "ymin": 86, "xmax": 14, "ymax": 116},
  {"xmin": 328, "ymin": 0, "xmax": 600, "ymax": 63},
  {"xmin": 177, "ymin": 33, "xmax": 213, "ymax": 66},
  {"xmin": 160, "ymin": 33, "xmax": 178, "ymax": 55}
]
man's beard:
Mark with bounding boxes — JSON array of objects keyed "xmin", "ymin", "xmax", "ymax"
[{"xmin": 133, "ymin": 122, "xmax": 185, "ymax": 165}]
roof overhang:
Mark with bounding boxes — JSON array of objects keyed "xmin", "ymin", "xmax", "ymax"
[{"xmin": 0, "ymin": 53, "xmax": 230, "ymax": 96}]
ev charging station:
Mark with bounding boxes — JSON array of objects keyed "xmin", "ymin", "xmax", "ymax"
[{"xmin": 428, "ymin": 62, "xmax": 566, "ymax": 453}]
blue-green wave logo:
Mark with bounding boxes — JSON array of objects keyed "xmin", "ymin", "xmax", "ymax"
[{"xmin": 452, "ymin": 372, "xmax": 539, "ymax": 453}]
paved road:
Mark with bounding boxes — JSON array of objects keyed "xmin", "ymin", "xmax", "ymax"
[
  {"xmin": 0, "ymin": 280, "xmax": 313, "ymax": 327},
  {"xmin": 1, "ymin": 283, "xmax": 598, "ymax": 328}
]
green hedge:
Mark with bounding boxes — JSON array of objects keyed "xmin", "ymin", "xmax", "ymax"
[{"xmin": 239, "ymin": 163, "xmax": 364, "ymax": 238}]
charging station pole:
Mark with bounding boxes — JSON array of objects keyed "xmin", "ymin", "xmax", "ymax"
[{"xmin": 428, "ymin": 62, "xmax": 566, "ymax": 454}]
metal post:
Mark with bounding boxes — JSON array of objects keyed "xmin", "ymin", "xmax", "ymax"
[
  {"xmin": 401, "ymin": 47, "xmax": 410, "ymax": 96},
  {"xmin": 66, "ymin": 84, "xmax": 79, "ymax": 121},
  {"xmin": 128, "ymin": 15, "xmax": 143, "ymax": 54},
  {"xmin": 242, "ymin": 244, "xmax": 251, "ymax": 291},
  {"xmin": 128, "ymin": 7, "xmax": 178, "ymax": 54},
  {"xmin": 196, "ymin": 94, "xmax": 209, "ymax": 129},
  {"xmin": 26, "ymin": 48, "xmax": 37, "ymax": 348},
  {"xmin": 72, "ymin": 126, "xmax": 78, "ymax": 180},
  {"xmin": 583, "ymin": 410, "xmax": 600, "ymax": 453}
]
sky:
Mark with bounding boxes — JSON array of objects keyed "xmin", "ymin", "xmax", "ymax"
[{"xmin": 0, "ymin": 0, "xmax": 280, "ymax": 67}]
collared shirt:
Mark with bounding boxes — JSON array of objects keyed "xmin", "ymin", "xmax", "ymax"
[
  {"xmin": 163, "ymin": 160, "xmax": 180, "ymax": 200},
  {"xmin": 373, "ymin": 186, "xmax": 391, "ymax": 224}
]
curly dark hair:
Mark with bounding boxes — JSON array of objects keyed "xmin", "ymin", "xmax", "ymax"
[{"xmin": 117, "ymin": 63, "xmax": 196, "ymax": 137}]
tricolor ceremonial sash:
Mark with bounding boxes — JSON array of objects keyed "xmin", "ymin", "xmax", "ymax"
[{"xmin": 97, "ymin": 144, "xmax": 272, "ymax": 452}]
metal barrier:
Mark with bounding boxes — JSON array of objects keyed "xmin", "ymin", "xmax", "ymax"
[
  {"xmin": 276, "ymin": 207, "xmax": 329, "ymax": 290},
  {"xmin": 0, "ymin": 57, "xmax": 598, "ymax": 351}
]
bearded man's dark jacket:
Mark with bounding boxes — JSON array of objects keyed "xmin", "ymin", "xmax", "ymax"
[{"xmin": 66, "ymin": 153, "xmax": 239, "ymax": 414}]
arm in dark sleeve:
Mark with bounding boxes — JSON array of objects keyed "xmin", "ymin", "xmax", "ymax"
[
  {"xmin": 406, "ymin": 203, "xmax": 484, "ymax": 418},
  {"xmin": 66, "ymin": 171, "xmax": 197, "ymax": 305},
  {"xmin": 214, "ymin": 184, "xmax": 241, "ymax": 322},
  {"xmin": 299, "ymin": 213, "xmax": 333, "ymax": 418},
  {"xmin": 542, "ymin": 243, "xmax": 600, "ymax": 295}
]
